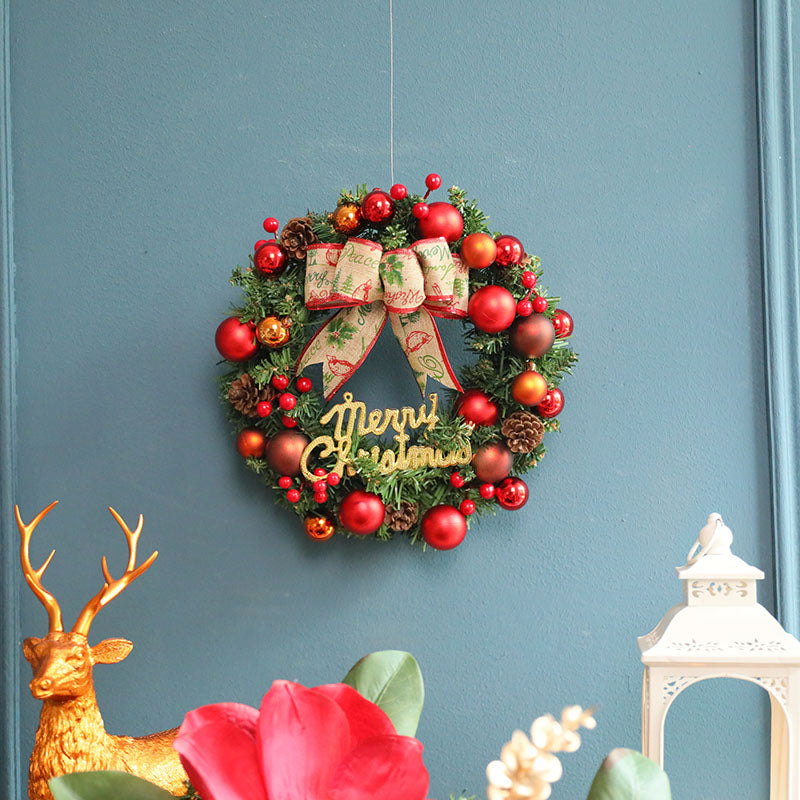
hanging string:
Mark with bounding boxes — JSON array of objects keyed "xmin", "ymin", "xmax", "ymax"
[{"xmin": 389, "ymin": 0, "xmax": 395, "ymax": 185}]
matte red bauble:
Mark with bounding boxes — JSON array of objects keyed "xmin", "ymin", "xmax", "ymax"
[
  {"xmin": 455, "ymin": 389, "xmax": 499, "ymax": 427},
  {"xmin": 509, "ymin": 314, "xmax": 556, "ymax": 358},
  {"xmin": 511, "ymin": 370, "xmax": 548, "ymax": 406},
  {"xmin": 472, "ymin": 441, "xmax": 513, "ymax": 483},
  {"xmin": 421, "ymin": 504, "xmax": 467, "ymax": 550},
  {"xmin": 494, "ymin": 235, "xmax": 525, "ymax": 267},
  {"xmin": 361, "ymin": 189, "xmax": 395, "ymax": 225},
  {"xmin": 417, "ymin": 201, "xmax": 464, "ymax": 243},
  {"xmin": 338, "ymin": 490, "xmax": 386, "ymax": 535},
  {"xmin": 468, "ymin": 285, "xmax": 517, "ymax": 333},
  {"xmin": 496, "ymin": 477, "xmax": 529, "ymax": 510},
  {"xmin": 264, "ymin": 429, "xmax": 310, "ymax": 477},
  {"xmin": 236, "ymin": 428, "xmax": 267, "ymax": 458},
  {"xmin": 461, "ymin": 232, "xmax": 497, "ymax": 269},
  {"xmin": 215, "ymin": 316, "xmax": 257, "ymax": 362},
  {"xmin": 537, "ymin": 387, "xmax": 565, "ymax": 418},
  {"xmin": 254, "ymin": 242, "xmax": 287, "ymax": 276},
  {"xmin": 552, "ymin": 308, "xmax": 574, "ymax": 338}
]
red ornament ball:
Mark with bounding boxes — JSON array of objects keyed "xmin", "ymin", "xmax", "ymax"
[
  {"xmin": 296, "ymin": 377, "xmax": 312, "ymax": 393},
  {"xmin": 257, "ymin": 401, "xmax": 272, "ymax": 418},
  {"xmin": 468, "ymin": 285, "xmax": 517, "ymax": 333},
  {"xmin": 510, "ymin": 314, "xmax": 556, "ymax": 358},
  {"xmin": 537, "ymin": 387, "xmax": 565, "ymax": 418},
  {"xmin": 264, "ymin": 429, "xmax": 309, "ymax": 477},
  {"xmin": 236, "ymin": 428, "xmax": 267, "ymax": 458},
  {"xmin": 512, "ymin": 370, "xmax": 548, "ymax": 406},
  {"xmin": 455, "ymin": 389, "xmax": 499, "ymax": 427},
  {"xmin": 254, "ymin": 242, "xmax": 287, "ymax": 276},
  {"xmin": 417, "ymin": 201, "xmax": 464, "ymax": 243},
  {"xmin": 496, "ymin": 477, "xmax": 529, "ymax": 510},
  {"xmin": 421, "ymin": 505, "xmax": 467, "ymax": 550},
  {"xmin": 479, "ymin": 483, "xmax": 496, "ymax": 499},
  {"xmin": 327, "ymin": 472, "xmax": 341, "ymax": 486},
  {"xmin": 263, "ymin": 217, "xmax": 279, "ymax": 233},
  {"xmin": 460, "ymin": 499, "xmax": 476, "ymax": 516},
  {"xmin": 521, "ymin": 271, "xmax": 537, "ymax": 289},
  {"xmin": 412, "ymin": 202, "xmax": 429, "ymax": 220},
  {"xmin": 532, "ymin": 295, "xmax": 548, "ymax": 313},
  {"xmin": 425, "ymin": 173, "xmax": 442, "ymax": 191},
  {"xmin": 516, "ymin": 299, "xmax": 533, "ymax": 317},
  {"xmin": 215, "ymin": 317, "xmax": 257, "ymax": 362},
  {"xmin": 278, "ymin": 476, "xmax": 292, "ymax": 489},
  {"xmin": 461, "ymin": 232, "xmax": 497, "ymax": 269},
  {"xmin": 449, "ymin": 472, "xmax": 465, "ymax": 488},
  {"xmin": 272, "ymin": 374, "xmax": 290, "ymax": 390},
  {"xmin": 494, "ymin": 235, "xmax": 524, "ymax": 267},
  {"xmin": 361, "ymin": 189, "xmax": 395, "ymax": 225},
  {"xmin": 279, "ymin": 393, "xmax": 297, "ymax": 411},
  {"xmin": 552, "ymin": 308, "xmax": 574, "ymax": 338},
  {"xmin": 287, "ymin": 489, "xmax": 301, "ymax": 503},
  {"xmin": 472, "ymin": 441, "xmax": 513, "ymax": 483},
  {"xmin": 338, "ymin": 490, "xmax": 386, "ymax": 535},
  {"xmin": 390, "ymin": 183, "xmax": 407, "ymax": 200}
]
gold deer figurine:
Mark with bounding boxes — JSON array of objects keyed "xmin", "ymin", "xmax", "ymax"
[{"xmin": 17, "ymin": 501, "xmax": 188, "ymax": 800}]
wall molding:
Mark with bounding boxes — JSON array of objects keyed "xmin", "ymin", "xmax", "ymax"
[
  {"xmin": 0, "ymin": 0, "xmax": 20, "ymax": 797},
  {"xmin": 756, "ymin": 0, "xmax": 800, "ymax": 635}
]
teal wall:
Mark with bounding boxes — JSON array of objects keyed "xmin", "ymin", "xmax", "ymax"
[{"xmin": 5, "ymin": 1, "xmax": 777, "ymax": 798}]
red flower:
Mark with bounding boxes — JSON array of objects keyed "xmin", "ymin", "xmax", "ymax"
[{"xmin": 174, "ymin": 680, "xmax": 430, "ymax": 800}]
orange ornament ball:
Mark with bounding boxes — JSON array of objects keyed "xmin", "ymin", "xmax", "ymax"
[
  {"xmin": 461, "ymin": 232, "xmax": 497, "ymax": 269},
  {"xmin": 305, "ymin": 514, "xmax": 335, "ymax": 541},
  {"xmin": 511, "ymin": 370, "xmax": 548, "ymax": 406},
  {"xmin": 236, "ymin": 428, "xmax": 267, "ymax": 458}
]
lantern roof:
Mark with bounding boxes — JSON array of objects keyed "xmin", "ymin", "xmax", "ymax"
[{"xmin": 639, "ymin": 513, "xmax": 800, "ymax": 665}]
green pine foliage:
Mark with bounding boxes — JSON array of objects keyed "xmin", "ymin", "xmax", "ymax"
[{"xmin": 216, "ymin": 185, "xmax": 577, "ymax": 543}]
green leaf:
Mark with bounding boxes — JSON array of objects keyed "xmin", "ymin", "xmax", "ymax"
[
  {"xmin": 50, "ymin": 771, "xmax": 176, "ymax": 800},
  {"xmin": 342, "ymin": 650, "xmax": 424, "ymax": 736},
  {"xmin": 586, "ymin": 749, "xmax": 671, "ymax": 800}
]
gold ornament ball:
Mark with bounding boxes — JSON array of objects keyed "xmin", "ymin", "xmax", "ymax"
[
  {"xmin": 265, "ymin": 429, "xmax": 310, "ymax": 477},
  {"xmin": 305, "ymin": 514, "xmax": 335, "ymax": 541},
  {"xmin": 512, "ymin": 370, "xmax": 549, "ymax": 406},
  {"xmin": 330, "ymin": 202, "xmax": 365, "ymax": 236},
  {"xmin": 256, "ymin": 315, "xmax": 291, "ymax": 348}
]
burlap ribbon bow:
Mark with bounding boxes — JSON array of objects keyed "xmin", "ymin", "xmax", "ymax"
[{"xmin": 297, "ymin": 236, "xmax": 469, "ymax": 400}]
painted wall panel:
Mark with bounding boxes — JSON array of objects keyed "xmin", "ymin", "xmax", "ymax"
[{"xmin": 9, "ymin": 1, "xmax": 771, "ymax": 797}]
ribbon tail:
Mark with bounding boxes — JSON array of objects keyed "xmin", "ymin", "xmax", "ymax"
[
  {"xmin": 296, "ymin": 303, "xmax": 388, "ymax": 401},
  {"xmin": 389, "ymin": 308, "xmax": 463, "ymax": 396}
]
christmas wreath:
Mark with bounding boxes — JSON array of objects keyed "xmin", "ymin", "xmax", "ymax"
[{"xmin": 214, "ymin": 176, "xmax": 577, "ymax": 549}]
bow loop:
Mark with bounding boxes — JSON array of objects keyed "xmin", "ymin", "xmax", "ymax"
[{"xmin": 297, "ymin": 236, "xmax": 468, "ymax": 400}]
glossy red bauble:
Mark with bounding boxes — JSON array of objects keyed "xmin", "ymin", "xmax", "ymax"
[
  {"xmin": 496, "ymin": 477, "xmax": 529, "ymax": 510},
  {"xmin": 215, "ymin": 317, "xmax": 257, "ymax": 362},
  {"xmin": 455, "ymin": 388, "xmax": 499, "ymax": 427},
  {"xmin": 338, "ymin": 490, "xmax": 386, "ymax": 535},
  {"xmin": 271, "ymin": 374, "xmax": 290, "ymax": 390},
  {"xmin": 472, "ymin": 441, "xmax": 513, "ymax": 483},
  {"xmin": 257, "ymin": 401, "xmax": 272, "ymax": 418},
  {"xmin": 511, "ymin": 370, "xmax": 548, "ymax": 406},
  {"xmin": 532, "ymin": 295, "xmax": 548, "ymax": 313},
  {"xmin": 425, "ymin": 173, "xmax": 442, "ymax": 191},
  {"xmin": 412, "ymin": 202, "xmax": 429, "ymax": 219},
  {"xmin": 517, "ymin": 299, "xmax": 533, "ymax": 316},
  {"xmin": 461, "ymin": 232, "xmax": 497, "ymax": 269},
  {"xmin": 552, "ymin": 308, "xmax": 574, "ymax": 338},
  {"xmin": 361, "ymin": 189, "xmax": 395, "ymax": 225},
  {"xmin": 254, "ymin": 241, "xmax": 287, "ymax": 276},
  {"xmin": 459, "ymin": 499, "xmax": 476, "ymax": 516},
  {"xmin": 479, "ymin": 483, "xmax": 496, "ymax": 499},
  {"xmin": 236, "ymin": 428, "xmax": 267, "ymax": 458},
  {"xmin": 537, "ymin": 387, "xmax": 565, "ymax": 418},
  {"xmin": 468, "ymin": 285, "xmax": 517, "ymax": 333},
  {"xmin": 494, "ymin": 235, "xmax": 525, "ymax": 267},
  {"xmin": 263, "ymin": 217, "xmax": 279, "ymax": 233},
  {"xmin": 509, "ymin": 314, "xmax": 556, "ymax": 358},
  {"xmin": 521, "ymin": 271, "xmax": 537, "ymax": 289},
  {"xmin": 417, "ymin": 201, "xmax": 464, "ymax": 242},
  {"xmin": 421, "ymin": 504, "xmax": 467, "ymax": 550},
  {"xmin": 390, "ymin": 183, "xmax": 407, "ymax": 200},
  {"xmin": 264, "ymin": 429, "xmax": 310, "ymax": 477}
]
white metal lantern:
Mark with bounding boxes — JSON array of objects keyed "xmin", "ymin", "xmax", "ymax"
[{"xmin": 639, "ymin": 513, "xmax": 800, "ymax": 799}]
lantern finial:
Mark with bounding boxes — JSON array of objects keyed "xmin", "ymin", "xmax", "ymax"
[{"xmin": 686, "ymin": 512, "xmax": 733, "ymax": 564}]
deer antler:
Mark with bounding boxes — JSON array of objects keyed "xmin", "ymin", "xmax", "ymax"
[
  {"xmin": 71, "ymin": 507, "xmax": 158, "ymax": 636},
  {"xmin": 16, "ymin": 501, "xmax": 63, "ymax": 632}
]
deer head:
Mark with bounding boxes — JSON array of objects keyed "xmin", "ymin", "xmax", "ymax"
[{"xmin": 17, "ymin": 502, "xmax": 158, "ymax": 701}]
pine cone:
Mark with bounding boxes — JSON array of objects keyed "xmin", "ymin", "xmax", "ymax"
[
  {"xmin": 501, "ymin": 411, "xmax": 545, "ymax": 454},
  {"xmin": 385, "ymin": 501, "xmax": 419, "ymax": 531},
  {"xmin": 228, "ymin": 373, "xmax": 273, "ymax": 417},
  {"xmin": 280, "ymin": 216, "xmax": 318, "ymax": 260}
]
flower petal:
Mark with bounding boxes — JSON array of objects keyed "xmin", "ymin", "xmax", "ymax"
[
  {"xmin": 174, "ymin": 719, "xmax": 267, "ymax": 800},
  {"xmin": 257, "ymin": 680, "xmax": 351, "ymax": 800},
  {"xmin": 179, "ymin": 702, "xmax": 259, "ymax": 738},
  {"xmin": 327, "ymin": 735, "xmax": 429, "ymax": 800},
  {"xmin": 313, "ymin": 683, "xmax": 397, "ymax": 745}
]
